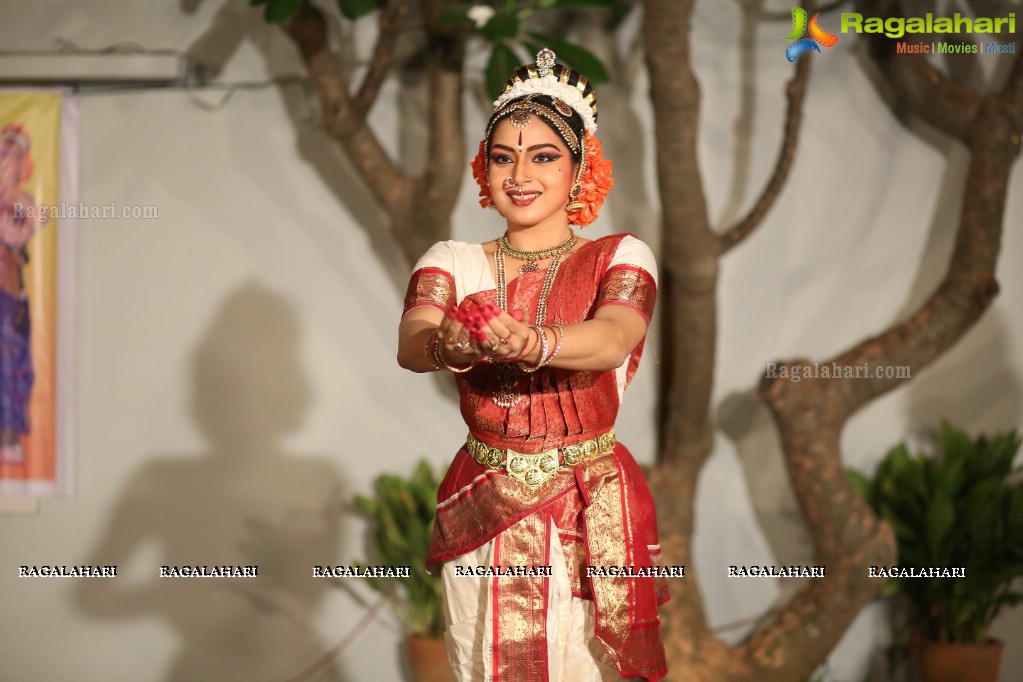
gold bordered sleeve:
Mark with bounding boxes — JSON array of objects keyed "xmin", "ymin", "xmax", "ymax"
[
  {"xmin": 402, "ymin": 267, "xmax": 455, "ymax": 316},
  {"xmin": 595, "ymin": 264, "xmax": 657, "ymax": 323}
]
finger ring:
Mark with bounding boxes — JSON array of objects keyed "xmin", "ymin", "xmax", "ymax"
[
  {"xmin": 455, "ymin": 340, "xmax": 469, "ymax": 350},
  {"xmin": 447, "ymin": 336, "xmax": 456, "ymax": 345},
  {"xmin": 499, "ymin": 337, "xmax": 508, "ymax": 345},
  {"xmin": 486, "ymin": 341, "xmax": 501, "ymax": 353}
]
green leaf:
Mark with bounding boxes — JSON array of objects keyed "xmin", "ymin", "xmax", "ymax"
[
  {"xmin": 264, "ymin": 0, "xmax": 304, "ymax": 23},
  {"xmin": 481, "ymin": 10, "xmax": 519, "ymax": 41},
  {"xmin": 412, "ymin": 459, "xmax": 435, "ymax": 491},
  {"xmin": 337, "ymin": 0, "xmax": 376, "ymax": 21},
  {"xmin": 866, "ymin": 422, "xmax": 1023, "ymax": 640},
  {"xmin": 879, "ymin": 579, "xmax": 901, "ymax": 598},
  {"xmin": 925, "ymin": 486, "xmax": 955, "ymax": 561},
  {"xmin": 846, "ymin": 468, "xmax": 871, "ymax": 499},
  {"xmin": 486, "ymin": 43, "xmax": 520, "ymax": 100},
  {"xmin": 353, "ymin": 494, "xmax": 378, "ymax": 516},
  {"xmin": 438, "ymin": 5, "xmax": 473, "ymax": 26},
  {"xmin": 351, "ymin": 459, "xmax": 444, "ymax": 637},
  {"xmin": 887, "ymin": 442, "xmax": 913, "ymax": 481},
  {"xmin": 525, "ymin": 32, "xmax": 611, "ymax": 83},
  {"xmin": 987, "ymin": 429, "xmax": 1022, "ymax": 478}
]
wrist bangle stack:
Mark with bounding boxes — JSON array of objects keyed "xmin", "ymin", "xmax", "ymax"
[
  {"xmin": 425, "ymin": 331, "xmax": 443, "ymax": 370},
  {"xmin": 518, "ymin": 325, "xmax": 550, "ymax": 374},
  {"xmin": 431, "ymin": 332, "xmax": 478, "ymax": 373},
  {"xmin": 506, "ymin": 326, "xmax": 537, "ymax": 363},
  {"xmin": 545, "ymin": 324, "xmax": 564, "ymax": 365}
]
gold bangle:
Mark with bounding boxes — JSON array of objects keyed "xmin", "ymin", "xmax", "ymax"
[
  {"xmin": 435, "ymin": 334, "xmax": 479, "ymax": 373},
  {"xmin": 425, "ymin": 331, "xmax": 443, "ymax": 370}
]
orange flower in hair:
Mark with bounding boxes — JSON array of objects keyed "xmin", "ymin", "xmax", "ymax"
[
  {"xmin": 568, "ymin": 132, "xmax": 613, "ymax": 227},
  {"xmin": 469, "ymin": 140, "xmax": 491, "ymax": 208}
]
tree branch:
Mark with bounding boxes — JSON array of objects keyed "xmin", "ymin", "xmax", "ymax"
[
  {"xmin": 737, "ymin": 13, "xmax": 1023, "ymax": 676},
  {"xmin": 380, "ymin": 0, "xmax": 467, "ymax": 263},
  {"xmin": 285, "ymin": 2, "xmax": 408, "ymax": 214},
  {"xmin": 792, "ymin": 7, "xmax": 1023, "ymax": 420},
  {"xmin": 860, "ymin": 0, "xmax": 984, "ymax": 141},
  {"xmin": 718, "ymin": 54, "xmax": 812, "ymax": 254},
  {"xmin": 352, "ymin": 0, "xmax": 406, "ymax": 117},
  {"xmin": 1002, "ymin": 49, "xmax": 1023, "ymax": 129}
]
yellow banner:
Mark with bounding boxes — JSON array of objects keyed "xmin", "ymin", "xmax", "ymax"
[{"xmin": 0, "ymin": 91, "xmax": 64, "ymax": 493}]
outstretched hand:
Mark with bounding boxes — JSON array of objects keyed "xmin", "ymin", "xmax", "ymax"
[{"xmin": 438, "ymin": 301, "xmax": 534, "ymax": 365}]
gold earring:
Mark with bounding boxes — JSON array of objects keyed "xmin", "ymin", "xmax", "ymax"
[
  {"xmin": 565, "ymin": 142, "xmax": 587, "ymax": 214},
  {"xmin": 565, "ymin": 184, "xmax": 584, "ymax": 213}
]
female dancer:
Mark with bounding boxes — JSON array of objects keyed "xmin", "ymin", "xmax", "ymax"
[
  {"xmin": 0, "ymin": 124, "xmax": 40, "ymax": 465},
  {"xmin": 398, "ymin": 49, "xmax": 668, "ymax": 682}
]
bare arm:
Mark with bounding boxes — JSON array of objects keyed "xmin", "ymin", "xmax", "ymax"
[
  {"xmin": 480, "ymin": 304, "xmax": 648, "ymax": 372},
  {"xmin": 398, "ymin": 305, "xmax": 493, "ymax": 373},
  {"xmin": 398, "ymin": 301, "xmax": 648, "ymax": 374},
  {"xmin": 397, "ymin": 307, "xmax": 445, "ymax": 373}
]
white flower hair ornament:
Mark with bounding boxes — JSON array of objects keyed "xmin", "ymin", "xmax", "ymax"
[{"xmin": 491, "ymin": 48, "xmax": 598, "ymax": 134}]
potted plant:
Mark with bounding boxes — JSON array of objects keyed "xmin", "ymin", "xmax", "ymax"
[
  {"xmin": 849, "ymin": 422, "xmax": 1023, "ymax": 682},
  {"xmin": 354, "ymin": 459, "xmax": 450, "ymax": 682}
]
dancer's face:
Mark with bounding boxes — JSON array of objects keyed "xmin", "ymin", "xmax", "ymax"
[{"xmin": 487, "ymin": 118, "xmax": 576, "ymax": 232}]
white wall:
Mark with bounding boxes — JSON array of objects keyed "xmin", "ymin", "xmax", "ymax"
[{"xmin": 0, "ymin": 1, "xmax": 1020, "ymax": 681}]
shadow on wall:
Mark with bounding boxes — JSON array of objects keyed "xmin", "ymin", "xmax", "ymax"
[
  {"xmin": 903, "ymin": 308, "xmax": 1022, "ymax": 436},
  {"xmin": 717, "ymin": 389, "xmax": 813, "ymax": 593},
  {"xmin": 717, "ymin": 308, "xmax": 1023, "ymax": 682},
  {"xmin": 183, "ymin": 0, "xmax": 411, "ymax": 292},
  {"xmin": 74, "ymin": 282, "xmax": 352, "ymax": 682}
]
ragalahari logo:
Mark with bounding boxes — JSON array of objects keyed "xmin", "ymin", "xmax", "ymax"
[{"xmin": 785, "ymin": 7, "xmax": 839, "ymax": 61}]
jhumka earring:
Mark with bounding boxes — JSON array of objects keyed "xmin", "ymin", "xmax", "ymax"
[
  {"xmin": 565, "ymin": 185, "xmax": 585, "ymax": 213},
  {"xmin": 565, "ymin": 136, "xmax": 587, "ymax": 214}
]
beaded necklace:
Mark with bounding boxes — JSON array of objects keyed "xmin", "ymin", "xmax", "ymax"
[{"xmin": 491, "ymin": 240, "xmax": 567, "ymax": 408}]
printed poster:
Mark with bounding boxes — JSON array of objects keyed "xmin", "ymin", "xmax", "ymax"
[{"xmin": 0, "ymin": 90, "xmax": 76, "ymax": 497}]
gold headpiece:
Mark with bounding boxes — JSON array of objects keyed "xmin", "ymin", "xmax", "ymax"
[{"xmin": 492, "ymin": 48, "xmax": 598, "ymax": 133}]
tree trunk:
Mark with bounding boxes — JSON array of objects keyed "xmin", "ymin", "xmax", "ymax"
[{"xmin": 642, "ymin": 0, "xmax": 1020, "ymax": 678}]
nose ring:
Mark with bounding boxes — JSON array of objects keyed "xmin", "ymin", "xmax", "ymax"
[{"xmin": 503, "ymin": 176, "xmax": 532, "ymax": 189}]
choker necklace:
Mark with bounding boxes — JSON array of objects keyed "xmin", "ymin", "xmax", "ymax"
[{"xmin": 498, "ymin": 232, "xmax": 576, "ymax": 274}]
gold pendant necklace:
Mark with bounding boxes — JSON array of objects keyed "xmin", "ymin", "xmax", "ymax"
[
  {"xmin": 498, "ymin": 232, "xmax": 576, "ymax": 275},
  {"xmin": 491, "ymin": 243, "xmax": 565, "ymax": 408}
]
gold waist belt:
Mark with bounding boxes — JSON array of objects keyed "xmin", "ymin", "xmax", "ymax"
[{"xmin": 466, "ymin": 428, "xmax": 616, "ymax": 491}]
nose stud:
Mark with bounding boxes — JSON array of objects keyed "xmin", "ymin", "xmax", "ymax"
[{"xmin": 503, "ymin": 176, "xmax": 532, "ymax": 190}]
